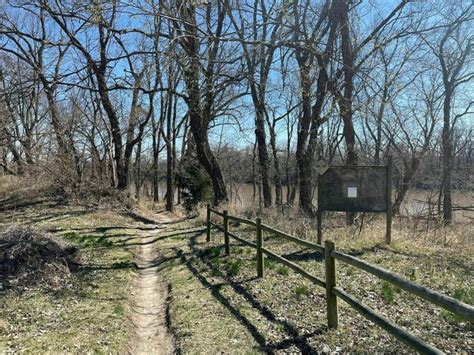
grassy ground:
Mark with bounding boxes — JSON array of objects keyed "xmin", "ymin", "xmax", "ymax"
[
  {"xmin": 0, "ymin": 176, "xmax": 144, "ymax": 353},
  {"xmin": 149, "ymin": 203, "xmax": 473, "ymax": 353},
  {"xmin": 1, "ymin": 174, "xmax": 472, "ymax": 353}
]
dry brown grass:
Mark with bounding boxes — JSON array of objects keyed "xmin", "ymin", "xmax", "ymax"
[
  {"xmin": 209, "ymin": 183, "xmax": 473, "ymax": 250},
  {"xmin": 0, "ymin": 175, "xmax": 144, "ymax": 353},
  {"xmin": 172, "ymin": 185, "xmax": 473, "ymax": 352},
  {"xmin": 150, "ymin": 212, "xmax": 473, "ymax": 353},
  {"xmin": 2, "ymin": 175, "xmax": 470, "ymax": 353}
]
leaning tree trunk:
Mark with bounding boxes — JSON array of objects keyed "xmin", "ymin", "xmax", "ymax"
[
  {"xmin": 96, "ymin": 73, "xmax": 126, "ymax": 189},
  {"xmin": 188, "ymin": 111, "xmax": 228, "ymax": 205}
]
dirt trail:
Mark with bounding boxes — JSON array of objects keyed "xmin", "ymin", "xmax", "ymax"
[{"xmin": 127, "ymin": 215, "xmax": 174, "ymax": 355}]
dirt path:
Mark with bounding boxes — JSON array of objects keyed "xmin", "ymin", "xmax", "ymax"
[{"xmin": 127, "ymin": 216, "xmax": 174, "ymax": 355}]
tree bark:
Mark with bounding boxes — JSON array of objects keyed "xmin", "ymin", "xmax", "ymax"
[
  {"xmin": 441, "ymin": 88, "xmax": 453, "ymax": 224},
  {"xmin": 152, "ymin": 116, "xmax": 162, "ymax": 203},
  {"xmin": 176, "ymin": 2, "xmax": 228, "ymax": 205},
  {"xmin": 166, "ymin": 92, "xmax": 175, "ymax": 212},
  {"xmin": 255, "ymin": 108, "xmax": 272, "ymax": 207},
  {"xmin": 393, "ymin": 157, "xmax": 419, "ymax": 215},
  {"xmin": 269, "ymin": 126, "xmax": 283, "ymax": 206},
  {"xmin": 134, "ymin": 139, "xmax": 142, "ymax": 201}
]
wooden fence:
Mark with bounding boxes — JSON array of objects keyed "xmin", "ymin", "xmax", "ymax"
[{"xmin": 206, "ymin": 205, "xmax": 474, "ymax": 354}]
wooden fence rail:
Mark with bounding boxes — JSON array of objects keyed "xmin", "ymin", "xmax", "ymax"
[
  {"xmin": 331, "ymin": 250, "xmax": 474, "ymax": 322},
  {"xmin": 205, "ymin": 204, "xmax": 473, "ymax": 354},
  {"xmin": 227, "ymin": 214, "xmax": 257, "ymax": 227}
]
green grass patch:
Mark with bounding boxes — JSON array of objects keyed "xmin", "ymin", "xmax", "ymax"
[
  {"xmin": 276, "ymin": 266, "xmax": 289, "ymax": 276},
  {"xmin": 264, "ymin": 257, "xmax": 276, "ymax": 269},
  {"xmin": 63, "ymin": 231, "xmax": 113, "ymax": 248},
  {"xmin": 201, "ymin": 246, "xmax": 222, "ymax": 259},
  {"xmin": 294, "ymin": 284, "xmax": 309, "ymax": 296},
  {"xmin": 226, "ymin": 260, "xmax": 243, "ymax": 277},
  {"xmin": 380, "ymin": 281, "xmax": 395, "ymax": 304}
]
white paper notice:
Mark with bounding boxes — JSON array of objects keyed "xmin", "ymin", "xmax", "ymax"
[{"xmin": 347, "ymin": 186, "xmax": 357, "ymax": 198}]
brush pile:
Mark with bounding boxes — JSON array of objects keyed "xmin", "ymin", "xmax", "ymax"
[{"xmin": 0, "ymin": 228, "xmax": 78, "ymax": 292}]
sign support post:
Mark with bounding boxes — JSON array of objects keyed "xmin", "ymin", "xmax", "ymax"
[
  {"xmin": 317, "ymin": 209, "xmax": 322, "ymax": 244},
  {"xmin": 385, "ymin": 156, "xmax": 393, "ymax": 245}
]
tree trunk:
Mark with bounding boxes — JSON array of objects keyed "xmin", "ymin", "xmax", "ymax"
[
  {"xmin": 152, "ymin": 118, "xmax": 161, "ymax": 202},
  {"xmin": 166, "ymin": 93, "xmax": 175, "ymax": 212},
  {"xmin": 295, "ymin": 60, "xmax": 316, "ymax": 217},
  {"xmin": 336, "ymin": 0, "xmax": 358, "ymax": 225},
  {"xmin": 134, "ymin": 139, "xmax": 142, "ymax": 201},
  {"xmin": 269, "ymin": 124, "xmax": 283, "ymax": 206},
  {"xmin": 178, "ymin": 1, "xmax": 228, "ymax": 206},
  {"xmin": 441, "ymin": 88, "xmax": 453, "ymax": 224},
  {"xmin": 374, "ymin": 85, "xmax": 388, "ymax": 164},
  {"xmin": 95, "ymin": 72, "xmax": 126, "ymax": 189},
  {"xmin": 188, "ymin": 109, "xmax": 227, "ymax": 205},
  {"xmin": 393, "ymin": 157, "xmax": 420, "ymax": 215},
  {"xmin": 298, "ymin": 154, "xmax": 314, "ymax": 216},
  {"xmin": 255, "ymin": 108, "xmax": 272, "ymax": 207}
]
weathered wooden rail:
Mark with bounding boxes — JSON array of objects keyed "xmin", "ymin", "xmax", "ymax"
[{"xmin": 206, "ymin": 205, "xmax": 474, "ymax": 354}]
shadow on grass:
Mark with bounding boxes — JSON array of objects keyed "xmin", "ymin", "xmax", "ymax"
[
  {"xmin": 281, "ymin": 249, "xmax": 324, "ymax": 263},
  {"xmin": 25, "ymin": 210, "xmax": 88, "ymax": 225},
  {"xmin": 176, "ymin": 247, "xmax": 268, "ymax": 351},
  {"xmin": 112, "ymin": 228, "xmax": 208, "ymax": 248},
  {"xmin": 0, "ymin": 198, "xmax": 49, "ymax": 212},
  {"xmin": 48, "ymin": 225, "xmax": 165, "ymax": 234},
  {"xmin": 79, "ymin": 261, "xmax": 137, "ymax": 271},
  {"xmin": 175, "ymin": 232, "xmax": 323, "ymax": 353}
]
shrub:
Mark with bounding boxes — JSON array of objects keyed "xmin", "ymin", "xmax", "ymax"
[
  {"xmin": 1, "ymin": 227, "xmax": 78, "ymax": 292},
  {"xmin": 176, "ymin": 138, "xmax": 213, "ymax": 212}
]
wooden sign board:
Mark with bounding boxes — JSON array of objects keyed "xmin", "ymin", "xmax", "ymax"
[
  {"xmin": 318, "ymin": 166, "xmax": 388, "ymax": 212},
  {"xmin": 316, "ymin": 157, "xmax": 393, "ymax": 245}
]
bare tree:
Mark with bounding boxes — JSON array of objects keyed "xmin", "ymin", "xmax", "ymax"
[
  {"xmin": 0, "ymin": 7, "xmax": 80, "ymax": 180},
  {"xmin": 168, "ymin": 0, "xmax": 243, "ymax": 205},
  {"xmin": 226, "ymin": 0, "xmax": 290, "ymax": 207},
  {"xmin": 420, "ymin": 3, "xmax": 474, "ymax": 224}
]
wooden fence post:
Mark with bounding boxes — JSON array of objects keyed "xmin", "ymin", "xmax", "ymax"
[
  {"xmin": 256, "ymin": 217, "xmax": 264, "ymax": 278},
  {"xmin": 206, "ymin": 204, "xmax": 211, "ymax": 242},
  {"xmin": 223, "ymin": 210, "xmax": 230, "ymax": 255},
  {"xmin": 325, "ymin": 240, "xmax": 338, "ymax": 329},
  {"xmin": 385, "ymin": 155, "xmax": 393, "ymax": 245}
]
